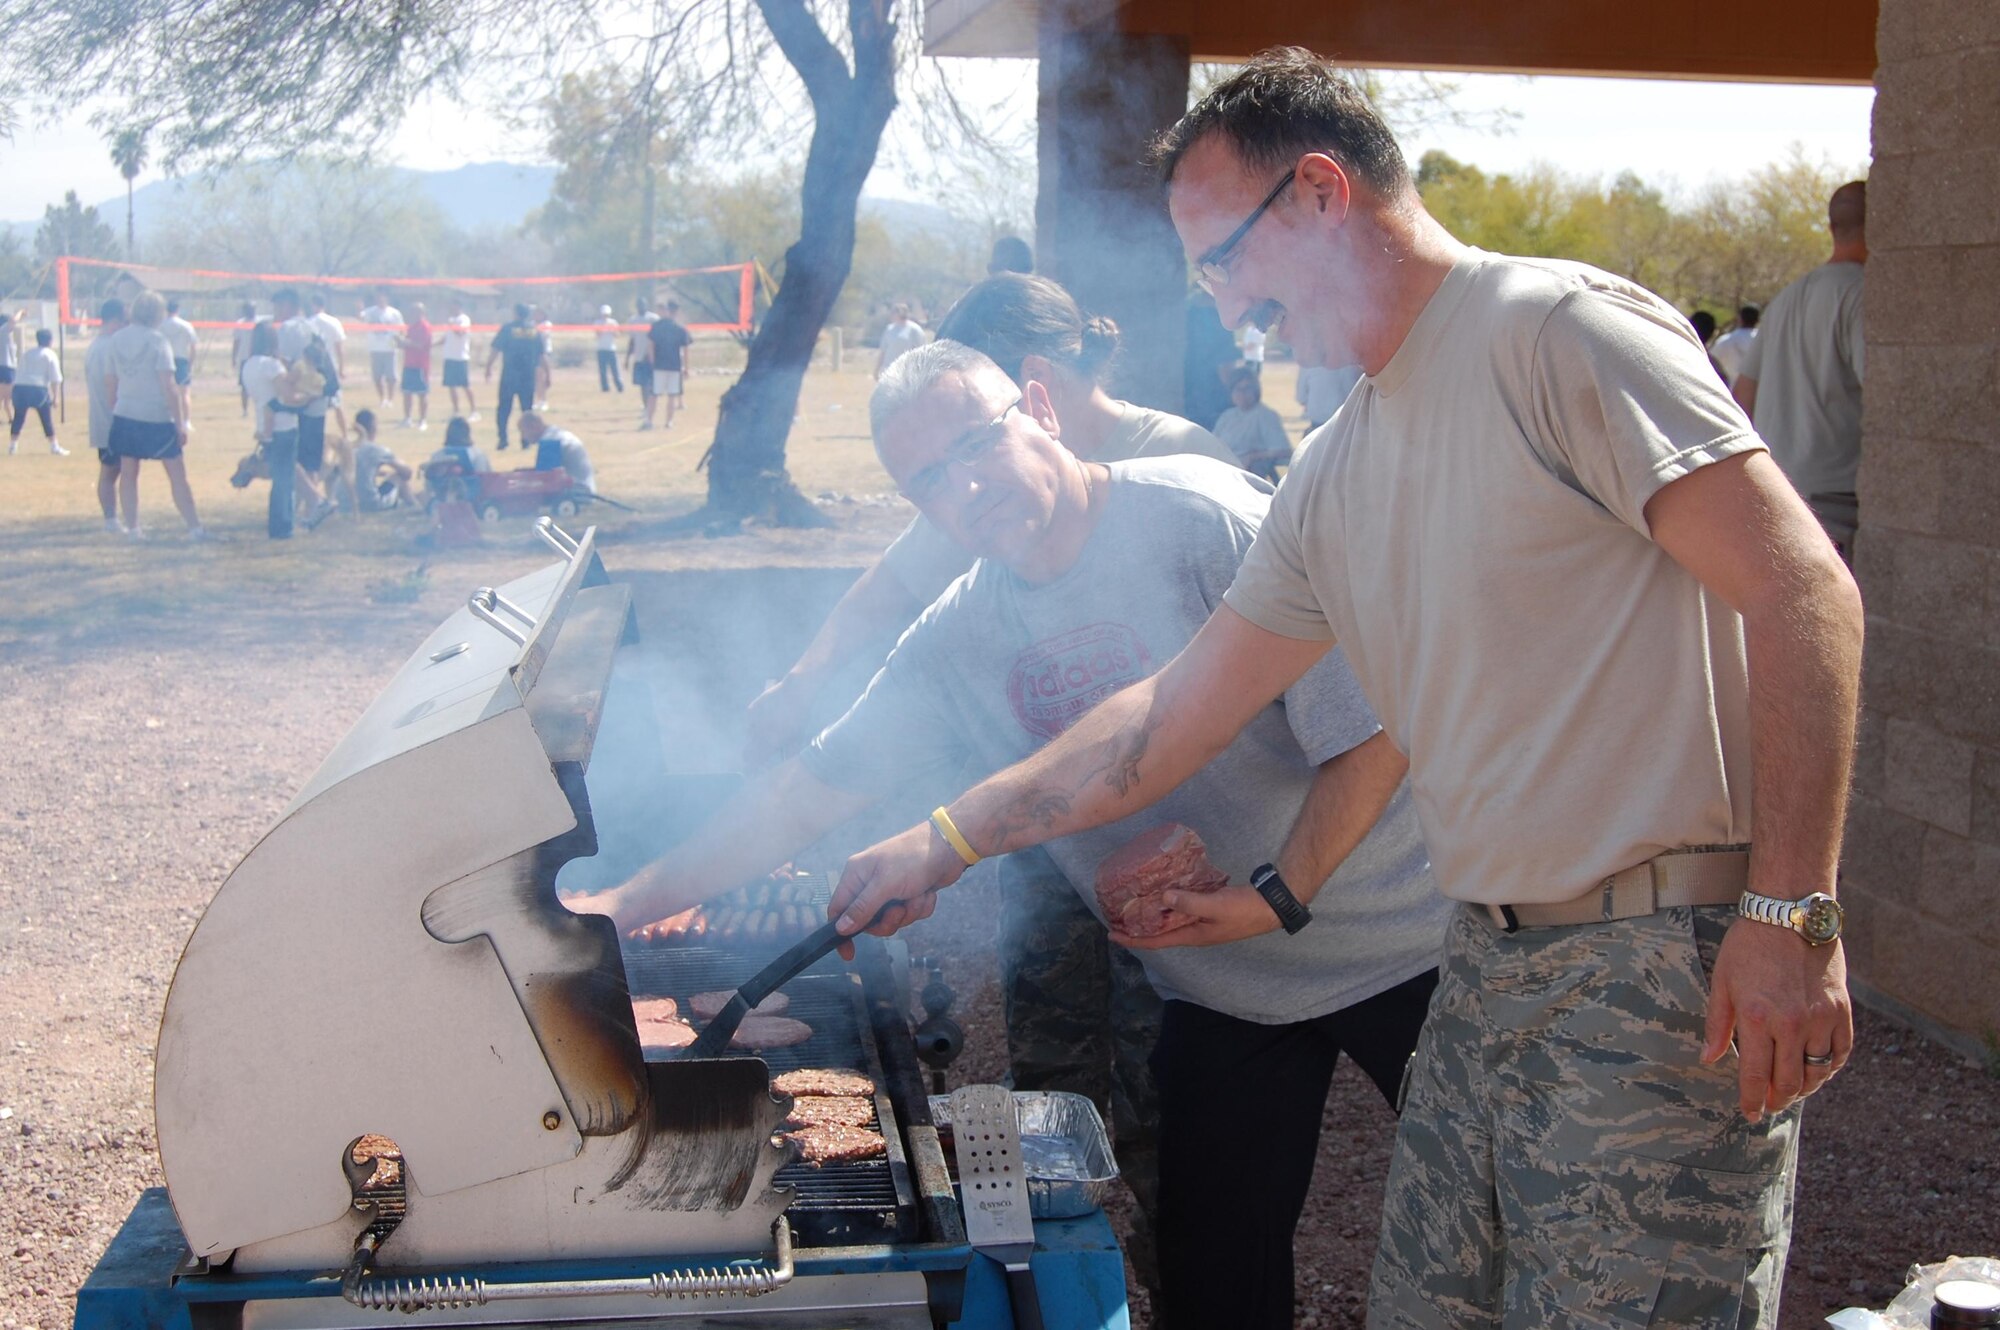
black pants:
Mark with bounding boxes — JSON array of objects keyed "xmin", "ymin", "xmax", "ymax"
[
  {"xmin": 495, "ymin": 375, "xmax": 534, "ymax": 448},
  {"xmin": 596, "ymin": 349, "xmax": 624, "ymax": 392},
  {"xmin": 1151, "ymin": 969, "xmax": 1439, "ymax": 1330},
  {"xmin": 10, "ymin": 384, "xmax": 52, "ymax": 438}
]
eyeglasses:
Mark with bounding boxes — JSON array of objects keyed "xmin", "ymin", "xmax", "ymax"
[
  {"xmin": 903, "ymin": 398, "xmax": 1021, "ymax": 505},
  {"xmin": 1195, "ymin": 171, "xmax": 1296, "ymax": 295}
]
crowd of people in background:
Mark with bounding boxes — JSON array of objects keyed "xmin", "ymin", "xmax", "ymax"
[{"xmin": 5, "ymin": 185, "xmax": 1860, "ymax": 565}]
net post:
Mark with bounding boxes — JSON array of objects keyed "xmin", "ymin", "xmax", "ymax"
[{"xmin": 55, "ymin": 256, "xmax": 71, "ymax": 329}]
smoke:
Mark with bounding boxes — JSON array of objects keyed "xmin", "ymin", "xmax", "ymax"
[{"xmin": 551, "ymin": 565, "xmax": 888, "ymax": 897}]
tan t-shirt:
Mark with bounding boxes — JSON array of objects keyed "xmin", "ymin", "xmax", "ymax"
[
  {"xmin": 1224, "ymin": 252, "xmax": 1765, "ymax": 906},
  {"xmin": 1738, "ymin": 261, "xmax": 1864, "ymax": 498},
  {"xmin": 880, "ymin": 402, "xmax": 1239, "ymax": 604}
]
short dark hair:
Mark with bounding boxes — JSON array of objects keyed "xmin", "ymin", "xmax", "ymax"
[
  {"xmin": 99, "ymin": 298, "xmax": 126, "ymax": 322},
  {"xmin": 35, "ymin": 328, "xmax": 53, "ymax": 348},
  {"xmin": 271, "ymin": 287, "xmax": 300, "ymax": 310},
  {"xmin": 514, "ymin": 303, "xmax": 532, "ymax": 321},
  {"xmin": 1738, "ymin": 304, "xmax": 1760, "ymax": 328},
  {"xmin": 166, "ymin": 298, "xmax": 181, "ymax": 315},
  {"xmin": 1151, "ymin": 47, "xmax": 1410, "ymax": 195}
]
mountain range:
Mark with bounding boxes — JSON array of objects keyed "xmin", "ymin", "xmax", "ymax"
[{"xmin": 6, "ymin": 161, "xmax": 969, "ymax": 248}]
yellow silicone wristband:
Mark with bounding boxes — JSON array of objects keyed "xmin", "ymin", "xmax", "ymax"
[{"xmin": 930, "ymin": 807, "xmax": 982, "ymax": 867}]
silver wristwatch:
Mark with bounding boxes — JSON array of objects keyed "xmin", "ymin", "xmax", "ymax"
[{"xmin": 1737, "ymin": 890, "xmax": 1845, "ymax": 946}]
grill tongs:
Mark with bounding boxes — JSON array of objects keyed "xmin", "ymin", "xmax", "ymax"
[{"xmin": 679, "ymin": 915, "xmax": 869, "ymax": 1059}]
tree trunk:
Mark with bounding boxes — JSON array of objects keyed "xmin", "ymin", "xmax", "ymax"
[{"xmin": 686, "ymin": 0, "xmax": 899, "ymax": 532}]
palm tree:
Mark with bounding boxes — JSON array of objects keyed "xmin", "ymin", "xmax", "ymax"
[{"xmin": 108, "ymin": 128, "xmax": 148, "ymax": 258}]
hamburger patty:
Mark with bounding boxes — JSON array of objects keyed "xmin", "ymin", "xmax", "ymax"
[
  {"xmin": 689, "ymin": 989, "xmax": 791, "ymax": 1022},
  {"xmin": 630, "ymin": 996, "xmax": 681, "ymax": 1024},
  {"xmin": 638, "ymin": 1019, "xmax": 697, "ymax": 1052},
  {"xmin": 783, "ymin": 1124, "xmax": 887, "ymax": 1165},
  {"xmin": 729, "ymin": 1015, "xmax": 814, "ymax": 1050},
  {"xmin": 772, "ymin": 1068, "xmax": 876, "ymax": 1099},
  {"xmin": 784, "ymin": 1095, "xmax": 876, "ymax": 1129}
]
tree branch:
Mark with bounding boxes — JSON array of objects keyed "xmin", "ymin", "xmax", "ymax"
[{"xmin": 752, "ymin": 0, "xmax": 850, "ymax": 107}]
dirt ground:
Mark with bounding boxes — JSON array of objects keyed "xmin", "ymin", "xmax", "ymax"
[{"xmin": 2, "ymin": 358, "xmax": 1996, "ymax": 1329}]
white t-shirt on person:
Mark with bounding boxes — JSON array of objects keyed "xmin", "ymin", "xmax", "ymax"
[
  {"xmin": 879, "ymin": 402, "xmax": 1243, "ymax": 606},
  {"xmin": 239, "ymin": 354, "xmax": 297, "ymax": 435},
  {"xmin": 162, "ymin": 316, "xmax": 198, "ymax": 361},
  {"xmin": 1239, "ymin": 323, "xmax": 1267, "ymax": 364},
  {"xmin": 1224, "ymin": 251, "xmax": 1765, "ymax": 908},
  {"xmin": 17, "ymin": 346, "xmax": 62, "ymax": 389},
  {"xmin": 361, "ymin": 305, "xmax": 405, "ymax": 354},
  {"xmin": 440, "ymin": 314, "xmax": 472, "ymax": 362}
]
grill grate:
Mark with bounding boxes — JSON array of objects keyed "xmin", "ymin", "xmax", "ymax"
[{"xmin": 620, "ymin": 942, "xmax": 916, "ymax": 1244}]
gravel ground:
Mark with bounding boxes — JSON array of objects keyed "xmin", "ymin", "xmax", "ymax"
[{"xmin": 3, "ymin": 583, "xmax": 1997, "ymax": 1330}]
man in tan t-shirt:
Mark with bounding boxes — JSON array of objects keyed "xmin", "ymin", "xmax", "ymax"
[{"xmin": 824, "ymin": 50, "xmax": 1863, "ymax": 1330}]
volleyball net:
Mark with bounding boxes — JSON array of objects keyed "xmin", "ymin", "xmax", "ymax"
[{"xmin": 53, "ymin": 257, "xmax": 759, "ymax": 337}]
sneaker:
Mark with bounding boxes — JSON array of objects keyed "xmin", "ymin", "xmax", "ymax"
[
  {"xmin": 497, "ymin": 440, "xmax": 509, "ymax": 451},
  {"xmin": 6, "ymin": 440, "xmax": 15, "ymax": 455},
  {"xmin": 466, "ymin": 413, "xmax": 481, "ymax": 423},
  {"xmin": 104, "ymin": 517, "xmax": 125, "ymax": 534},
  {"xmin": 418, "ymin": 420, "xmax": 429, "ymax": 432},
  {"xmin": 637, "ymin": 421, "xmax": 654, "ymax": 432},
  {"xmin": 125, "ymin": 525, "xmax": 148, "ymax": 541},
  {"xmin": 187, "ymin": 525, "xmax": 225, "ymax": 543},
  {"xmin": 303, "ymin": 499, "xmax": 337, "ymax": 531},
  {"xmin": 50, "ymin": 440, "xmax": 68, "ymax": 456}
]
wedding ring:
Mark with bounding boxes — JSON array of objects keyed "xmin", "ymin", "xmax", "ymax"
[{"xmin": 1803, "ymin": 1050, "xmax": 1834, "ymax": 1066}]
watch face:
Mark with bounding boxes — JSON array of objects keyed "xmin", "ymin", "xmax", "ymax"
[{"xmin": 1799, "ymin": 895, "xmax": 1844, "ymax": 945}]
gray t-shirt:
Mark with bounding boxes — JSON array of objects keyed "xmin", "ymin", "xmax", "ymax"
[
  {"xmin": 106, "ymin": 324, "xmax": 176, "ymax": 423},
  {"xmin": 1738, "ymin": 261, "xmax": 1864, "ymax": 497},
  {"xmin": 85, "ymin": 335, "xmax": 117, "ymax": 451},
  {"xmin": 807, "ymin": 456, "xmax": 1447, "ymax": 1024},
  {"xmin": 879, "ymin": 402, "xmax": 1243, "ymax": 606}
]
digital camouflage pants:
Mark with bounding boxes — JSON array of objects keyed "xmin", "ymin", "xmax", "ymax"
[
  {"xmin": 1369, "ymin": 905, "xmax": 1800, "ymax": 1329},
  {"xmin": 998, "ymin": 849, "xmax": 1162, "ymax": 1278}
]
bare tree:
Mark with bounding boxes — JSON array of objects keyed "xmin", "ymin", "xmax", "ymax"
[{"xmin": 2, "ymin": 0, "xmax": 945, "ymax": 528}]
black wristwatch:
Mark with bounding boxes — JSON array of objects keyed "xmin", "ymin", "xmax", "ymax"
[{"xmin": 1250, "ymin": 863, "xmax": 1313, "ymax": 935}]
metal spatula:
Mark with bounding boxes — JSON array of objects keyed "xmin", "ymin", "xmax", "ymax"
[{"xmin": 949, "ymin": 1084, "xmax": 1044, "ymax": 1330}]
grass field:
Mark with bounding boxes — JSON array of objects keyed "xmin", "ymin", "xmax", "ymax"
[{"xmin": 0, "ymin": 337, "xmax": 1302, "ymax": 649}]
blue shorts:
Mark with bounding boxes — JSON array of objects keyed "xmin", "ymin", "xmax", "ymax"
[
  {"xmin": 401, "ymin": 365, "xmax": 429, "ymax": 395},
  {"xmin": 108, "ymin": 416, "xmax": 182, "ymax": 461},
  {"xmin": 173, "ymin": 357, "xmax": 192, "ymax": 386},
  {"xmin": 442, "ymin": 359, "xmax": 470, "ymax": 389}
]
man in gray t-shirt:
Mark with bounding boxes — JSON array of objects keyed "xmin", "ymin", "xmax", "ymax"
[
  {"xmin": 570, "ymin": 342, "xmax": 1447, "ymax": 1327},
  {"xmin": 1735, "ymin": 181, "xmax": 1867, "ymax": 559}
]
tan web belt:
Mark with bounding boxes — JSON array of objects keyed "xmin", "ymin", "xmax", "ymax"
[{"xmin": 1485, "ymin": 845, "xmax": 1749, "ymax": 932}]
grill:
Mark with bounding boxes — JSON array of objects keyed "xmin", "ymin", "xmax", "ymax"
[
  {"xmin": 72, "ymin": 525, "xmax": 1125, "ymax": 1329},
  {"xmin": 621, "ymin": 944, "xmax": 922, "ymax": 1245}
]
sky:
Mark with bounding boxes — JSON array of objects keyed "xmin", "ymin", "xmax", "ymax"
[{"xmin": 3, "ymin": 64, "xmax": 1873, "ymax": 225}]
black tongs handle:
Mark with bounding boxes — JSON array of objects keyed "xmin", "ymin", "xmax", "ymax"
[{"xmin": 682, "ymin": 917, "xmax": 856, "ymax": 1059}]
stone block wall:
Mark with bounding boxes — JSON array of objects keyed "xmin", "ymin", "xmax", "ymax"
[{"xmin": 1845, "ymin": 0, "xmax": 2000, "ymax": 1048}]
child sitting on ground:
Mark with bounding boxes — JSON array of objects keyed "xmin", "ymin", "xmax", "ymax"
[
  {"xmin": 1211, "ymin": 369, "xmax": 1293, "ymax": 482},
  {"xmin": 346, "ymin": 409, "xmax": 416, "ymax": 512}
]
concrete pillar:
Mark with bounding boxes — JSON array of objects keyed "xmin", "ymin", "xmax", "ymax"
[
  {"xmin": 1841, "ymin": 0, "xmax": 2000, "ymax": 1053},
  {"xmin": 1036, "ymin": 3, "xmax": 1190, "ymax": 413}
]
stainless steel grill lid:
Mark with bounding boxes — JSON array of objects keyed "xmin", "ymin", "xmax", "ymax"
[{"xmin": 153, "ymin": 526, "xmax": 794, "ymax": 1273}]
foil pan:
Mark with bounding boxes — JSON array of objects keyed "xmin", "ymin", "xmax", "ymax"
[{"xmin": 929, "ymin": 1089, "xmax": 1119, "ymax": 1219}]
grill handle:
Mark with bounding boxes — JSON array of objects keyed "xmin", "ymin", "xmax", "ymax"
[{"xmin": 343, "ymin": 1217, "xmax": 794, "ymax": 1311}]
